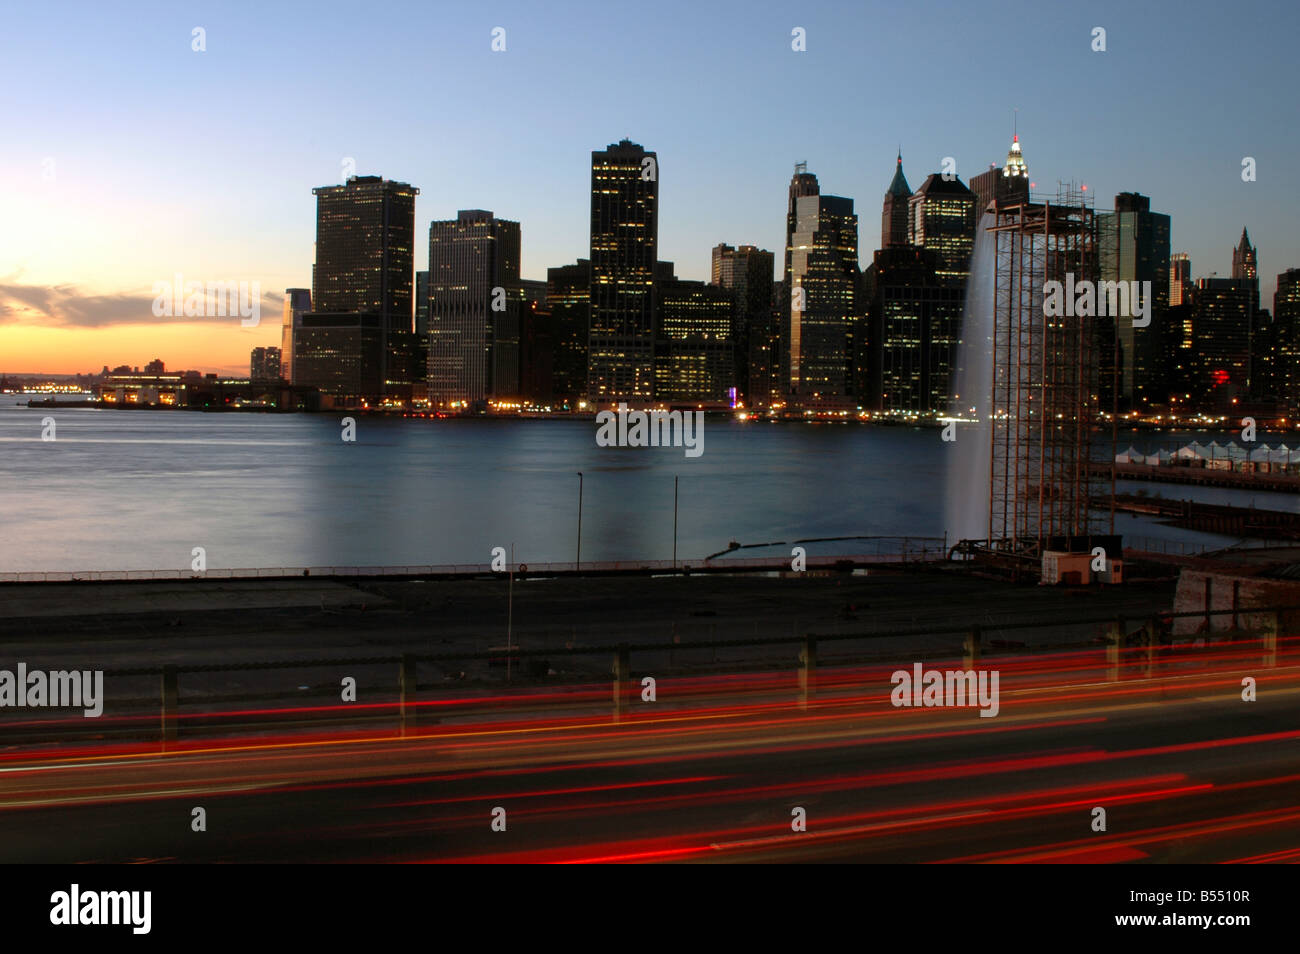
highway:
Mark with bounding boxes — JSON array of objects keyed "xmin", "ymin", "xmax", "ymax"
[{"xmin": 2, "ymin": 638, "xmax": 1298, "ymax": 863}]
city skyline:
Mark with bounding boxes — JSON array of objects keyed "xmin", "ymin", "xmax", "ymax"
[
  {"xmin": 6, "ymin": 146, "xmax": 1285, "ymax": 393},
  {"xmin": 3, "ymin": 0, "xmax": 1298, "ymax": 375}
]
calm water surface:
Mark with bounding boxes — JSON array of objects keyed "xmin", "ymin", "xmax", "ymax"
[{"xmin": 0, "ymin": 404, "xmax": 1271, "ymax": 573}]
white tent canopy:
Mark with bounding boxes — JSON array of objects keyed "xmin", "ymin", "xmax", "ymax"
[{"xmin": 1124, "ymin": 442, "xmax": 1299, "ymax": 466}]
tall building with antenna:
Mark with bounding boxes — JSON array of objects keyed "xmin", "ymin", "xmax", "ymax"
[
  {"xmin": 970, "ymin": 132, "xmax": 1030, "ymax": 218},
  {"xmin": 1233, "ymin": 228, "xmax": 1258, "ymax": 282},
  {"xmin": 780, "ymin": 162, "xmax": 822, "ymax": 397},
  {"xmin": 881, "ymin": 150, "xmax": 911, "ymax": 248},
  {"xmin": 781, "ymin": 162, "xmax": 859, "ymax": 402}
]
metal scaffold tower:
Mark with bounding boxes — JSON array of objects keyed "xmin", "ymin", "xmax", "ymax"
[{"xmin": 986, "ymin": 187, "xmax": 1106, "ymax": 562}]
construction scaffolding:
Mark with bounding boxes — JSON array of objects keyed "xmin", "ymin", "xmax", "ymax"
[{"xmin": 985, "ymin": 187, "xmax": 1109, "ymax": 563}]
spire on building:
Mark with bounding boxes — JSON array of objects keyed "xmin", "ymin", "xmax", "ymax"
[
  {"xmin": 1232, "ymin": 226, "xmax": 1257, "ymax": 282},
  {"xmin": 1003, "ymin": 134, "xmax": 1028, "ymax": 180},
  {"xmin": 880, "ymin": 151, "xmax": 912, "ymax": 249},
  {"xmin": 886, "ymin": 150, "xmax": 911, "ymax": 197}
]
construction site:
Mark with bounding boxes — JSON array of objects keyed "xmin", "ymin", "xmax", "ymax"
[{"xmin": 965, "ymin": 186, "xmax": 1118, "ymax": 582}]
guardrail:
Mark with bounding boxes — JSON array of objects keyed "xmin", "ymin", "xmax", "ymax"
[
  {"xmin": 0, "ymin": 539, "xmax": 950, "ymax": 583},
  {"xmin": 8, "ymin": 534, "xmax": 1260, "ymax": 583},
  {"xmin": 3, "ymin": 603, "xmax": 1295, "ymax": 752}
]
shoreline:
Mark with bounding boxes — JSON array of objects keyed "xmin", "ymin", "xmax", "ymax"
[{"xmin": 12, "ymin": 399, "xmax": 1300, "ymax": 436}]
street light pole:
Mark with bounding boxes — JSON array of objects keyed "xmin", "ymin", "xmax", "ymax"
[
  {"xmin": 673, "ymin": 475, "xmax": 679, "ymax": 570},
  {"xmin": 576, "ymin": 472, "xmax": 583, "ymax": 571},
  {"xmin": 507, "ymin": 542, "xmax": 514, "ymax": 683}
]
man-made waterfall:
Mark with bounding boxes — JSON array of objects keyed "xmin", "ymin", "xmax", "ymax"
[{"xmin": 943, "ymin": 212, "xmax": 996, "ymax": 543}]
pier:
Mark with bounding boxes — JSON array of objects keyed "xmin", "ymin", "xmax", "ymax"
[{"xmin": 1093, "ymin": 461, "xmax": 1300, "ymax": 494}]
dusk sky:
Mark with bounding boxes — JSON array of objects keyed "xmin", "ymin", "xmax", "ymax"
[{"xmin": 2, "ymin": 0, "xmax": 1296, "ymax": 375}]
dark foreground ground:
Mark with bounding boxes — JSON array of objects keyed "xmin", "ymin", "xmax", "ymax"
[{"xmin": 4, "ymin": 567, "xmax": 1298, "ymax": 864}]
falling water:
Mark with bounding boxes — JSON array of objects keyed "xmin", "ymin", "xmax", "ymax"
[{"xmin": 943, "ymin": 212, "xmax": 996, "ymax": 543}]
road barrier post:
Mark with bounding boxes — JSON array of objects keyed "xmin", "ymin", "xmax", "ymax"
[
  {"xmin": 1145, "ymin": 618, "xmax": 1159, "ymax": 677},
  {"xmin": 160, "ymin": 665, "xmax": 179, "ymax": 748},
  {"xmin": 798, "ymin": 636, "xmax": 817, "ymax": 709},
  {"xmin": 1262, "ymin": 612, "xmax": 1278, "ymax": 668},
  {"xmin": 399, "ymin": 654, "xmax": 417, "ymax": 736},
  {"xmin": 613, "ymin": 644, "xmax": 631, "ymax": 722},
  {"xmin": 1107, "ymin": 617, "xmax": 1126, "ymax": 682},
  {"xmin": 964, "ymin": 626, "xmax": 981, "ymax": 670}
]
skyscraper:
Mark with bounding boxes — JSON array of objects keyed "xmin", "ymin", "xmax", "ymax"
[
  {"xmin": 588, "ymin": 139, "xmax": 658, "ymax": 404},
  {"xmin": 907, "ymin": 175, "xmax": 977, "ymax": 287},
  {"xmin": 1233, "ymin": 228, "xmax": 1258, "ymax": 283},
  {"xmin": 1165, "ymin": 255, "xmax": 1197, "ymax": 400},
  {"xmin": 519, "ymin": 280, "xmax": 551, "ymax": 405},
  {"xmin": 520, "ymin": 280, "xmax": 547, "ymax": 310},
  {"xmin": 784, "ymin": 167, "xmax": 859, "ymax": 401},
  {"xmin": 297, "ymin": 175, "xmax": 418, "ymax": 406},
  {"xmin": 415, "ymin": 271, "xmax": 429, "ymax": 336},
  {"xmin": 783, "ymin": 161, "xmax": 821, "ymax": 284},
  {"xmin": 280, "ymin": 288, "xmax": 310, "ymax": 385},
  {"xmin": 1003, "ymin": 133, "xmax": 1028, "ymax": 177},
  {"xmin": 1194, "ymin": 278, "xmax": 1255, "ymax": 404},
  {"xmin": 881, "ymin": 151, "xmax": 912, "ymax": 249},
  {"xmin": 1160, "ymin": 297, "xmax": 1196, "ymax": 410},
  {"xmin": 710, "ymin": 244, "xmax": 734, "ymax": 286},
  {"xmin": 309, "ymin": 176, "xmax": 418, "ymax": 333},
  {"xmin": 1097, "ymin": 192, "xmax": 1171, "ymax": 409},
  {"xmin": 1276, "ymin": 268, "xmax": 1300, "ymax": 420},
  {"xmin": 969, "ymin": 134, "xmax": 1030, "ymax": 219},
  {"xmin": 250, "ymin": 346, "xmax": 282, "ymax": 383},
  {"xmin": 293, "ymin": 314, "xmax": 385, "ymax": 405},
  {"xmin": 426, "ymin": 210, "xmax": 523, "ymax": 407},
  {"xmin": 547, "ymin": 260, "xmax": 591, "ymax": 404},
  {"xmin": 1231, "ymin": 228, "xmax": 1262, "ymax": 395},
  {"xmin": 712, "ymin": 244, "xmax": 775, "ymax": 405},
  {"xmin": 655, "ymin": 276, "xmax": 736, "ymax": 403},
  {"xmin": 1169, "ymin": 253, "xmax": 1193, "ymax": 307},
  {"xmin": 864, "ymin": 245, "xmax": 963, "ymax": 415},
  {"xmin": 781, "ymin": 163, "xmax": 822, "ymax": 397}
]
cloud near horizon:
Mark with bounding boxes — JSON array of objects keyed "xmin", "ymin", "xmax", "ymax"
[{"xmin": 0, "ymin": 281, "xmax": 284, "ymax": 329}]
